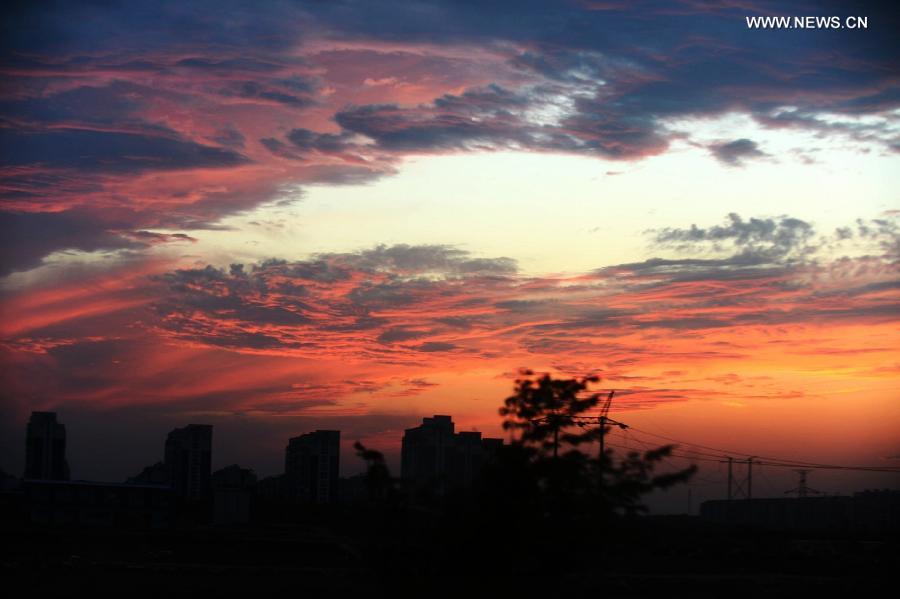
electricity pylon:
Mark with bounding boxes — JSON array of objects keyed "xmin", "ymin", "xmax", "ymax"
[
  {"xmin": 785, "ymin": 469, "xmax": 821, "ymax": 498},
  {"xmin": 724, "ymin": 456, "xmax": 754, "ymax": 500}
]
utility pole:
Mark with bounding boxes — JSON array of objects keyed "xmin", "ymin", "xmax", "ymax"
[
  {"xmin": 597, "ymin": 391, "xmax": 616, "ymax": 463},
  {"xmin": 598, "ymin": 414, "xmax": 606, "ymax": 461},
  {"xmin": 530, "ymin": 391, "xmax": 625, "ymax": 467},
  {"xmin": 747, "ymin": 457, "xmax": 753, "ymax": 500},
  {"xmin": 727, "ymin": 457, "xmax": 733, "ymax": 500},
  {"xmin": 797, "ymin": 469, "xmax": 809, "ymax": 497}
]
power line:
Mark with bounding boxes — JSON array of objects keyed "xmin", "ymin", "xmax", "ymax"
[
  {"xmin": 752, "ymin": 460, "xmax": 900, "ymax": 473},
  {"xmin": 623, "ymin": 425, "xmax": 900, "ymax": 473},
  {"xmin": 605, "ymin": 438, "xmax": 900, "ymax": 474},
  {"xmin": 604, "ymin": 441, "xmax": 724, "ymax": 465}
]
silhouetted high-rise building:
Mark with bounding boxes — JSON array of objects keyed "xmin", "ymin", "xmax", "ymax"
[
  {"xmin": 284, "ymin": 430, "xmax": 340, "ymax": 504},
  {"xmin": 401, "ymin": 415, "xmax": 502, "ymax": 498},
  {"xmin": 24, "ymin": 412, "xmax": 70, "ymax": 481},
  {"xmin": 401, "ymin": 415, "xmax": 455, "ymax": 492},
  {"xmin": 164, "ymin": 424, "xmax": 212, "ymax": 501}
]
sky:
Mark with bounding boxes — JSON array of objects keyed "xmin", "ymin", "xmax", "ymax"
[{"xmin": 1, "ymin": 1, "xmax": 898, "ymax": 507}]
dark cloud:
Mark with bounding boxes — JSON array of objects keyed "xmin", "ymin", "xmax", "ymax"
[
  {"xmin": 0, "ymin": 171, "xmax": 103, "ymax": 207},
  {"xmin": 230, "ymin": 81, "xmax": 315, "ymax": 108},
  {"xmin": 652, "ymin": 213, "xmax": 815, "ymax": 261},
  {"xmin": 174, "ymin": 57, "xmax": 286, "ymax": 72},
  {"xmin": 510, "ymin": 48, "xmax": 629, "ymax": 86},
  {"xmin": 1, "ymin": 1, "xmax": 310, "ymax": 55},
  {"xmin": 0, "ymin": 128, "xmax": 248, "ymax": 174},
  {"xmin": 297, "ymin": 164, "xmax": 397, "ymax": 186},
  {"xmin": 377, "ymin": 329, "xmax": 429, "ymax": 343},
  {"xmin": 209, "ymin": 126, "xmax": 246, "ymax": 148},
  {"xmin": 334, "ymin": 102, "xmax": 511, "ymax": 152},
  {"xmin": 755, "ymin": 109, "xmax": 898, "ymax": 147},
  {"xmin": 432, "ymin": 84, "xmax": 532, "ymax": 114},
  {"xmin": 286, "ymin": 128, "xmax": 356, "ymax": 153},
  {"xmin": 495, "ymin": 299, "xmax": 554, "ymax": 312},
  {"xmin": 708, "ymin": 139, "xmax": 767, "ymax": 166},
  {"xmin": 331, "ymin": 82, "xmax": 669, "ymax": 160},
  {"xmin": 598, "ymin": 256, "xmax": 789, "ymax": 286},
  {"xmin": 327, "ymin": 244, "xmax": 518, "ymax": 275},
  {"xmin": 0, "ymin": 81, "xmax": 147, "ymax": 126},
  {"xmin": 414, "ymin": 342, "xmax": 457, "ymax": 352},
  {"xmin": 0, "ymin": 211, "xmax": 193, "ymax": 276},
  {"xmin": 260, "ymin": 137, "xmax": 304, "ymax": 160},
  {"xmin": 851, "ymin": 218, "xmax": 900, "ymax": 259},
  {"xmin": 332, "ymin": 78, "xmax": 660, "ymax": 158}
]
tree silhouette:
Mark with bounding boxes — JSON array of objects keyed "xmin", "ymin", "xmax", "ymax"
[
  {"xmin": 494, "ymin": 369, "xmax": 696, "ymax": 520},
  {"xmin": 353, "ymin": 441, "xmax": 396, "ymax": 504},
  {"xmin": 500, "ymin": 370, "xmax": 602, "ymax": 457},
  {"xmin": 349, "ymin": 371, "xmax": 699, "ymax": 583}
]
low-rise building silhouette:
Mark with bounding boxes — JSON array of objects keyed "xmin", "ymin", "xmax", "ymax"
[
  {"xmin": 126, "ymin": 461, "xmax": 168, "ymax": 486},
  {"xmin": 212, "ymin": 464, "xmax": 257, "ymax": 525},
  {"xmin": 401, "ymin": 415, "xmax": 502, "ymax": 498},
  {"xmin": 23, "ymin": 479, "xmax": 173, "ymax": 528},
  {"xmin": 24, "ymin": 412, "xmax": 70, "ymax": 481},
  {"xmin": 256, "ymin": 473, "xmax": 286, "ymax": 500},
  {"xmin": 700, "ymin": 489, "xmax": 900, "ymax": 533},
  {"xmin": 284, "ymin": 430, "xmax": 340, "ymax": 504},
  {"xmin": 338, "ymin": 473, "xmax": 369, "ymax": 506},
  {"xmin": 0, "ymin": 468, "xmax": 19, "ymax": 493}
]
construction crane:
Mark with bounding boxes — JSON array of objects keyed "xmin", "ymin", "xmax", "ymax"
[{"xmin": 594, "ymin": 390, "xmax": 628, "ymax": 461}]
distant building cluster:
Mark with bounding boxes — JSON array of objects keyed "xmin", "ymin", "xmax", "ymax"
[
  {"xmin": 401, "ymin": 415, "xmax": 503, "ymax": 500},
  {"xmin": 700, "ymin": 493, "xmax": 900, "ymax": 534},
  {"xmin": 3, "ymin": 411, "xmax": 502, "ymax": 528}
]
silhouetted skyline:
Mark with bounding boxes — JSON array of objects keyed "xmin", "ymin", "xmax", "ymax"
[{"xmin": 7, "ymin": 408, "xmax": 898, "ymax": 517}]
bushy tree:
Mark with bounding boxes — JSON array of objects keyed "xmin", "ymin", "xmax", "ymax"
[
  {"xmin": 494, "ymin": 370, "xmax": 696, "ymax": 519},
  {"xmin": 500, "ymin": 371, "xmax": 602, "ymax": 456}
]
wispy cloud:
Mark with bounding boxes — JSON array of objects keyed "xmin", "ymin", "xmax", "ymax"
[
  {"xmin": 2, "ymin": 214, "xmax": 896, "ymax": 424},
  {"xmin": 2, "ymin": 1, "xmax": 897, "ymax": 273}
]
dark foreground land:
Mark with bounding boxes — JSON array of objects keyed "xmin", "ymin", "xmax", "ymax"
[{"xmin": 2, "ymin": 513, "xmax": 896, "ymax": 597}]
